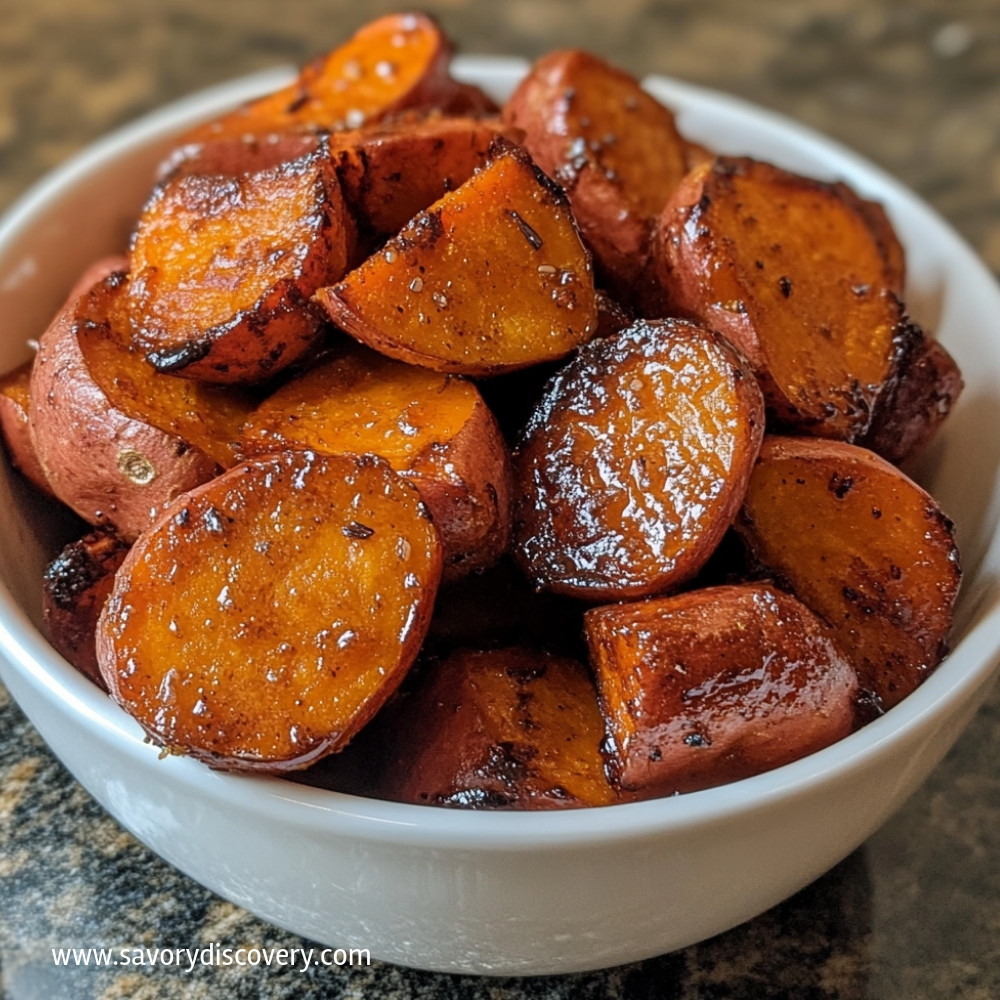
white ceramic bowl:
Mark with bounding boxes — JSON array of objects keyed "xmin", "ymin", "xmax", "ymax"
[{"xmin": 1, "ymin": 56, "xmax": 999, "ymax": 977}]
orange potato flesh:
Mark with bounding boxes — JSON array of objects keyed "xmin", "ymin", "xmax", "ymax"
[
  {"xmin": 240, "ymin": 343, "xmax": 513, "ymax": 577},
  {"xmin": 315, "ymin": 140, "xmax": 598, "ymax": 375},
  {"xmin": 372, "ymin": 648, "xmax": 617, "ymax": 808},
  {"xmin": 128, "ymin": 147, "xmax": 350, "ymax": 383},
  {"xmin": 97, "ymin": 451, "xmax": 442, "ymax": 771},
  {"xmin": 735, "ymin": 436, "xmax": 960, "ymax": 710},
  {"xmin": 42, "ymin": 529, "xmax": 130, "ymax": 688},
  {"xmin": 654, "ymin": 157, "xmax": 906, "ymax": 440},
  {"xmin": 179, "ymin": 13, "xmax": 455, "ymax": 145},
  {"xmin": 77, "ymin": 273, "xmax": 255, "ymax": 468},
  {"xmin": 513, "ymin": 318, "xmax": 765, "ymax": 601},
  {"xmin": 0, "ymin": 360, "xmax": 51, "ymax": 493},
  {"xmin": 503, "ymin": 49, "xmax": 689, "ymax": 296},
  {"xmin": 585, "ymin": 583, "xmax": 858, "ymax": 795}
]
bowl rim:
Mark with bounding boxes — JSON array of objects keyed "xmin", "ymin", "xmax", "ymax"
[{"xmin": 2, "ymin": 54, "xmax": 1000, "ymax": 852}]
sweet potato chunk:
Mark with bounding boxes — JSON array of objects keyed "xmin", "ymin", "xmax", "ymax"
[
  {"xmin": 97, "ymin": 451, "xmax": 442, "ymax": 771},
  {"xmin": 42, "ymin": 529, "xmax": 130, "ymax": 688},
  {"xmin": 180, "ymin": 13, "xmax": 456, "ymax": 144},
  {"xmin": 504, "ymin": 49, "xmax": 689, "ymax": 298},
  {"xmin": 240, "ymin": 343, "xmax": 512, "ymax": 578},
  {"xmin": 861, "ymin": 331, "xmax": 963, "ymax": 465},
  {"xmin": 585, "ymin": 583, "xmax": 858, "ymax": 795},
  {"xmin": 0, "ymin": 360, "xmax": 51, "ymax": 493},
  {"xmin": 513, "ymin": 318, "xmax": 765, "ymax": 601},
  {"xmin": 77, "ymin": 273, "xmax": 255, "ymax": 468},
  {"xmin": 315, "ymin": 139, "xmax": 597, "ymax": 375},
  {"xmin": 371, "ymin": 648, "xmax": 617, "ymax": 808},
  {"xmin": 735, "ymin": 436, "xmax": 961, "ymax": 710},
  {"xmin": 653, "ymin": 157, "xmax": 908, "ymax": 440},
  {"xmin": 128, "ymin": 147, "xmax": 350, "ymax": 383}
]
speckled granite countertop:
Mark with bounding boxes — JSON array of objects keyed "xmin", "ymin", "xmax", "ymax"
[{"xmin": 1, "ymin": 1, "xmax": 999, "ymax": 997}]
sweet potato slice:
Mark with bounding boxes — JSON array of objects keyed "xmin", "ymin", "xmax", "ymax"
[
  {"xmin": 513, "ymin": 318, "xmax": 765, "ymax": 601},
  {"xmin": 315, "ymin": 139, "xmax": 598, "ymax": 375},
  {"xmin": 371, "ymin": 648, "xmax": 617, "ymax": 808},
  {"xmin": 504, "ymin": 49, "xmax": 689, "ymax": 298},
  {"xmin": 734, "ymin": 436, "xmax": 961, "ymax": 710},
  {"xmin": 128, "ymin": 146, "xmax": 350, "ymax": 383},
  {"xmin": 585, "ymin": 583, "xmax": 858, "ymax": 796},
  {"xmin": 180, "ymin": 13, "xmax": 456, "ymax": 145},
  {"xmin": 240, "ymin": 343, "xmax": 513, "ymax": 578},
  {"xmin": 29, "ymin": 263, "xmax": 218, "ymax": 540},
  {"xmin": 97, "ymin": 451, "xmax": 442, "ymax": 772},
  {"xmin": 653, "ymin": 157, "xmax": 908, "ymax": 440},
  {"xmin": 0, "ymin": 360, "xmax": 51, "ymax": 494},
  {"xmin": 861, "ymin": 330, "xmax": 963, "ymax": 465},
  {"xmin": 77, "ymin": 273, "xmax": 255, "ymax": 468},
  {"xmin": 42, "ymin": 529, "xmax": 130, "ymax": 688}
]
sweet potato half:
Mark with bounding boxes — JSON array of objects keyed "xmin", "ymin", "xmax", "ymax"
[
  {"xmin": 585, "ymin": 583, "xmax": 858, "ymax": 795},
  {"xmin": 653, "ymin": 157, "xmax": 908, "ymax": 441},
  {"xmin": 97, "ymin": 450, "xmax": 442, "ymax": 771},
  {"xmin": 504, "ymin": 49, "xmax": 689, "ymax": 299},
  {"xmin": 0, "ymin": 360, "xmax": 51, "ymax": 494},
  {"xmin": 240, "ymin": 343, "xmax": 512, "ymax": 578},
  {"xmin": 315, "ymin": 139, "xmax": 598, "ymax": 375},
  {"xmin": 128, "ymin": 146, "xmax": 351, "ymax": 383},
  {"xmin": 513, "ymin": 318, "xmax": 765, "ymax": 601},
  {"xmin": 735, "ymin": 436, "xmax": 961, "ymax": 710}
]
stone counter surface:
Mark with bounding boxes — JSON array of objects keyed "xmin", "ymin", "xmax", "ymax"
[{"xmin": 1, "ymin": 0, "xmax": 998, "ymax": 997}]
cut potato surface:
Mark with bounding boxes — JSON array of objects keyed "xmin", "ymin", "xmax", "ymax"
[
  {"xmin": 585, "ymin": 583, "xmax": 857, "ymax": 795},
  {"xmin": 0, "ymin": 360, "xmax": 51, "ymax": 493},
  {"xmin": 735, "ymin": 436, "xmax": 960, "ymax": 709},
  {"xmin": 315, "ymin": 139, "xmax": 597, "ymax": 375},
  {"xmin": 514, "ymin": 318, "xmax": 765, "ymax": 601},
  {"xmin": 654, "ymin": 157, "xmax": 907, "ymax": 440},
  {"xmin": 97, "ymin": 451, "xmax": 442, "ymax": 771},
  {"xmin": 241, "ymin": 343, "xmax": 512, "ymax": 577},
  {"xmin": 371, "ymin": 647, "xmax": 617, "ymax": 808},
  {"xmin": 128, "ymin": 146, "xmax": 350, "ymax": 383}
]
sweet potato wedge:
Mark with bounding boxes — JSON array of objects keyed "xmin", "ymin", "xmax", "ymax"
[
  {"xmin": 240, "ymin": 343, "xmax": 513, "ymax": 578},
  {"xmin": 504, "ymin": 49, "xmax": 689, "ymax": 299},
  {"xmin": 315, "ymin": 138, "xmax": 598, "ymax": 375},
  {"xmin": 42, "ymin": 528, "xmax": 130, "ymax": 688},
  {"xmin": 653, "ymin": 157, "xmax": 908, "ymax": 440},
  {"xmin": 371, "ymin": 647, "xmax": 617, "ymax": 808},
  {"xmin": 128, "ymin": 145, "xmax": 351, "ymax": 383},
  {"xmin": 29, "ymin": 263, "xmax": 218, "ymax": 540},
  {"xmin": 180, "ymin": 13, "xmax": 457, "ymax": 145},
  {"xmin": 513, "ymin": 318, "xmax": 765, "ymax": 601},
  {"xmin": 0, "ymin": 360, "xmax": 51, "ymax": 494},
  {"xmin": 97, "ymin": 450, "xmax": 442, "ymax": 772},
  {"xmin": 861, "ymin": 329, "xmax": 963, "ymax": 465},
  {"xmin": 585, "ymin": 583, "xmax": 858, "ymax": 795},
  {"xmin": 77, "ymin": 273, "xmax": 255, "ymax": 468},
  {"xmin": 734, "ymin": 436, "xmax": 961, "ymax": 710}
]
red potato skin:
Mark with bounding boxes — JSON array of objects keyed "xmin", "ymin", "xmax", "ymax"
[
  {"xmin": 0, "ymin": 362, "xmax": 52, "ymax": 494},
  {"xmin": 29, "ymin": 265, "xmax": 218, "ymax": 541},
  {"xmin": 585, "ymin": 583, "xmax": 859, "ymax": 796}
]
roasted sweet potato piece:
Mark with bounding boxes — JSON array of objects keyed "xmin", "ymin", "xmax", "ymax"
[
  {"xmin": 77, "ymin": 273, "xmax": 255, "ymax": 468},
  {"xmin": 29, "ymin": 261, "xmax": 218, "ymax": 540},
  {"xmin": 585, "ymin": 583, "xmax": 858, "ymax": 796},
  {"xmin": 42, "ymin": 529, "xmax": 130, "ymax": 688},
  {"xmin": 513, "ymin": 318, "xmax": 765, "ymax": 601},
  {"xmin": 157, "ymin": 133, "xmax": 320, "ymax": 183},
  {"xmin": 0, "ymin": 360, "xmax": 51, "ymax": 494},
  {"xmin": 504, "ymin": 49, "xmax": 689, "ymax": 299},
  {"xmin": 735, "ymin": 436, "xmax": 961, "ymax": 710},
  {"xmin": 128, "ymin": 146, "xmax": 351, "ymax": 383},
  {"xmin": 315, "ymin": 139, "xmax": 598, "ymax": 375},
  {"xmin": 97, "ymin": 451, "xmax": 442, "ymax": 772},
  {"xmin": 371, "ymin": 648, "xmax": 617, "ymax": 808},
  {"xmin": 180, "ymin": 13, "xmax": 456, "ymax": 145},
  {"xmin": 240, "ymin": 343, "xmax": 512, "ymax": 578},
  {"xmin": 653, "ymin": 157, "xmax": 908, "ymax": 440},
  {"xmin": 861, "ymin": 330, "xmax": 963, "ymax": 465}
]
